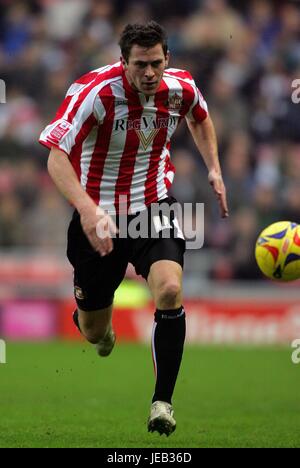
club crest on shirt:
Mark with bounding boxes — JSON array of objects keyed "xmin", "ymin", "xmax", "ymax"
[{"xmin": 166, "ymin": 93, "xmax": 183, "ymax": 110}]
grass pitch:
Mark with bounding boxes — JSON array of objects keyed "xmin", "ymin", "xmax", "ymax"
[{"xmin": 0, "ymin": 342, "xmax": 299, "ymax": 448}]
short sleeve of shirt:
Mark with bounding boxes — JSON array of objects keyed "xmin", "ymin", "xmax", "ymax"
[
  {"xmin": 185, "ymin": 85, "xmax": 208, "ymax": 123},
  {"xmin": 39, "ymin": 81, "xmax": 106, "ymax": 156},
  {"xmin": 178, "ymin": 71, "xmax": 208, "ymax": 123}
]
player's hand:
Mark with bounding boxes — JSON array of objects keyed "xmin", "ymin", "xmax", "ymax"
[
  {"xmin": 79, "ymin": 204, "xmax": 118, "ymax": 256},
  {"xmin": 208, "ymin": 169, "xmax": 229, "ymax": 218}
]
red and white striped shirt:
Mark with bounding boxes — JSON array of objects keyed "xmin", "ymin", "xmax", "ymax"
[{"xmin": 39, "ymin": 62, "xmax": 208, "ymax": 214}]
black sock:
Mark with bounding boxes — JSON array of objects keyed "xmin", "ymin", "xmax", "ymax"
[
  {"xmin": 73, "ymin": 309, "xmax": 81, "ymax": 333},
  {"xmin": 151, "ymin": 306, "xmax": 186, "ymax": 405}
]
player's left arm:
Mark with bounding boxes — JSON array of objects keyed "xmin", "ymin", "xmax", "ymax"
[{"xmin": 187, "ymin": 115, "xmax": 229, "ymax": 218}]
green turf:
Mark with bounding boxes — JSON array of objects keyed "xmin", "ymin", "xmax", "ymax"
[{"xmin": 0, "ymin": 342, "xmax": 299, "ymax": 448}]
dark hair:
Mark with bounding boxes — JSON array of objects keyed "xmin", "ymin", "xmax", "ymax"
[{"xmin": 119, "ymin": 21, "xmax": 168, "ymax": 63}]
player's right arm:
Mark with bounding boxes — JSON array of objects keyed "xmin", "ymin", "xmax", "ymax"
[
  {"xmin": 47, "ymin": 147, "xmax": 117, "ymax": 257},
  {"xmin": 40, "ymin": 72, "xmax": 117, "ymax": 256}
]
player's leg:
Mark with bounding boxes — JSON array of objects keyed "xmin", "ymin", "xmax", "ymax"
[
  {"xmin": 70, "ymin": 264, "xmax": 126, "ymax": 356},
  {"xmin": 67, "ymin": 210, "xmax": 128, "ymax": 356},
  {"xmin": 147, "ymin": 259, "xmax": 182, "ymax": 309},
  {"xmin": 73, "ymin": 304, "xmax": 116, "ymax": 357},
  {"xmin": 147, "ymin": 259, "xmax": 186, "ymax": 435},
  {"xmin": 132, "ymin": 233, "xmax": 186, "ymax": 436},
  {"xmin": 76, "ymin": 305, "xmax": 113, "ymax": 344}
]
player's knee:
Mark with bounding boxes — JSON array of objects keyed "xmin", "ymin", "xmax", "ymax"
[{"xmin": 156, "ymin": 281, "xmax": 181, "ymax": 308}]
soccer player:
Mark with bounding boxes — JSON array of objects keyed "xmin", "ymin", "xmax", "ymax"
[{"xmin": 39, "ymin": 21, "xmax": 228, "ymax": 436}]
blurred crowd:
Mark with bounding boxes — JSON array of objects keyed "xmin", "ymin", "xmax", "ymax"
[{"xmin": 0, "ymin": 0, "xmax": 300, "ymax": 280}]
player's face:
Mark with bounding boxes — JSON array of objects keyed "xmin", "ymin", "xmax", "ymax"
[{"xmin": 122, "ymin": 44, "xmax": 169, "ymax": 96}]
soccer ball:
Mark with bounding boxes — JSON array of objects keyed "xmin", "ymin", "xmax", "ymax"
[{"xmin": 255, "ymin": 221, "xmax": 300, "ymax": 281}]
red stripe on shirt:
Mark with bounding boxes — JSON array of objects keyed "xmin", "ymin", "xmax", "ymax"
[
  {"xmin": 69, "ymin": 113, "xmax": 97, "ymax": 180},
  {"xmin": 51, "ymin": 71, "xmax": 99, "ymax": 124},
  {"xmin": 180, "ymin": 79, "xmax": 196, "ymax": 117},
  {"xmin": 85, "ymin": 85, "xmax": 115, "ymax": 206},
  {"xmin": 114, "ymin": 76, "xmax": 144, "ymax": 214},
  {"xmin": 48, "ymin": 95, "xmax": 73, "ymax": 126},
  {"xmin": 144, "ymin": 81, "xmax": 170, "ymax": 205},
  {"xmin": 164, "ymin": 154, "xmax": 175, "ymax": 190},
  {"xmin": 192, "ymin": 101, "xmax": 208, "ymax": 122},
  {"xmin": 66, "ymin": 65, "xmax": 121, "ymax": 124},
  {"xmin": 75, "ymin": 71, "xmax": 98, "ymax": 85},
  {"xmin": 175, "ymin": 77, "xmax": 207, "ymax": 123}
]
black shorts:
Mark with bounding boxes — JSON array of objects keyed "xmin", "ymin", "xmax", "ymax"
[{"xmin": 66, "ymin": 197, "xmax": 186, "ymax": 311}]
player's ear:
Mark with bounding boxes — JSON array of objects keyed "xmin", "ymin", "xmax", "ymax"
[{"xmin": 121, "ymin": 56, "xmax": 127, "ymax": 69}]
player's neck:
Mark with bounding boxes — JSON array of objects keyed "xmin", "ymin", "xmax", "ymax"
[{"xmin": 124, "ymin": 70, "xmax": 153, "ymax": 101}]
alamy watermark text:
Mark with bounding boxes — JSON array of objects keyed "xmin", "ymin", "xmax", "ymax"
[
  {"xmin": 0, "ymin": 339, "xmax": 6, "ymax": 364},
  {"xmin": 291, "ymin": 79, "xmax": 300, "ymax": 104},
  {"xmin": 0, "ymin": 79, "xmax": 6, "ymax": 103},
  {"xmin": 291, "ymin": 339, "xmax": 300, "ymax": 364},
  {"xmin": 95, "ymin": 199, "xmax": 205, "ymax": 250}
]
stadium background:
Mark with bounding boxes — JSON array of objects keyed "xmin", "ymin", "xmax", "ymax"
[{"xmin": 0, "ymin": 0, "xmax": 300, "ymax": 448}]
